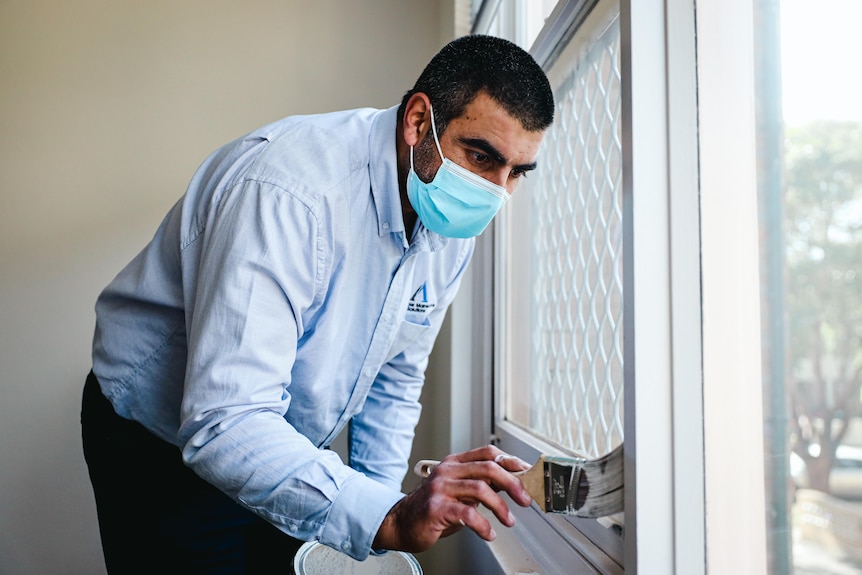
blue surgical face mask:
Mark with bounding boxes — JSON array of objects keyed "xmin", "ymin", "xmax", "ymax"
[{"xmin": 406, "ymin": 105, "xmax": 509, "ymax": 239}]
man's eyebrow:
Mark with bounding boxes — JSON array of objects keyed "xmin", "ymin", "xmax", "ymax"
[{"xmin": 457, "ymin": 136, "xmax": 538, "ymax": 172}]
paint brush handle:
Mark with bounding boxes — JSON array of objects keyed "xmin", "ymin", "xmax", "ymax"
[
  {"xmin": 413, "ymin": 458, "xmax": 528, "ymax": 478},
  {"xmin": 414, "ymin": 459, "xmax": 439, "ymax": 478},
  {"xmin": 413, "ymin": 459, "xmax": 527, "ymax": 477}
]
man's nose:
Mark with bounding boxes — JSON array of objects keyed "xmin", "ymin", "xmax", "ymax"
[{"xmin": 487, "ymin": 169, "xmax": 510, "ymax": 190}]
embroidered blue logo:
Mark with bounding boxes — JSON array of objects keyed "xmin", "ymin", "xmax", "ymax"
[{"xmin": 407, "ymin": 282, "xmax": 436, "ymax": 314}]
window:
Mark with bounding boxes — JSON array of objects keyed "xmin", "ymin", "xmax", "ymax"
[
  {"xmin": 461, "ymin": 1, "xmax": 861, "ymax": 573},
  {"xmin": 475, "ymin": 1, "xmax": 627, "ymax": 572},
  {"xmin": 468, "ymin": 0, "xmax": 705, "ymax": 572},
  {"xmin": 501, "ymin": 4, "xmax": 623, "ymax": 465},
  {"xmin": 758, "ymin": 0, "xmax": 862, "ymax": 572}
]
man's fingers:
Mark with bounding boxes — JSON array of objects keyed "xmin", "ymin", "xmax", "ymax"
[
  {"xmin": 433, "ymin": 458, "xmax": 524, "ymax": 483},
  {"xmin": 446, "ymin": 445, "xmax": 529, "ymax": 470},
  {"xmin": 493, "ymin": 453, "xmax": 531, "ymax": 473},
  {"xmin": 430, "ymin": 475, "xmax": 520, "ymax": 530},
  {"xmin": 399, "ymin": 444, "xmax": 536, "ymax": 549},
  {"xmin": 382, "ymin": 458, "xmax": 527, "ymax": 553},
  {"xmin": 455, "ymin": 502, "xmax": 499, "ymax": 541},
  {"xmin": 429, "ymin": 459, "xmax": 532, "ymax": 506}
]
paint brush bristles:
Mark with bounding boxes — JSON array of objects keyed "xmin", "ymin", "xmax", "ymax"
[
  {"xmin": 516, "ymin": 445, "xmax": 624, "ymax": 517},
  {"xmin": 414, "ymin": 445, "xmax": 624, "ymax": 518}
]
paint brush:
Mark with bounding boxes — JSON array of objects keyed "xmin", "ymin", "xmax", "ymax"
[{"xmin": 414, "ymin": 444, "xmax": 623, "ymax": 518}]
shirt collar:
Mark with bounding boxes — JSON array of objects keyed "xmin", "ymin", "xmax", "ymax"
[
  {"xmin": 368, "ymin": 106, "xmax": 450, "ymax": 251},
  {"xmin": 368, "ymin": 106, "xmax": 405, "ymax": 238}
]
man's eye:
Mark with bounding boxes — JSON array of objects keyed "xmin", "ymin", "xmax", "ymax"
[
  {"xmin": 511, "ymin": 168, "xmax": 529, "ymax": 179},
  {"xmin": 470, "ymin": 151, "xmax": 490, "ymax": 164}
]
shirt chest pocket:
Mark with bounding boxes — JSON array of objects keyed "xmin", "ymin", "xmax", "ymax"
[{"xmin": 383, "ymin": 316, "xmax": 432, "ymax": 364}]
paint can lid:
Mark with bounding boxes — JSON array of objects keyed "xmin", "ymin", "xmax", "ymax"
[{"xmin": 293, "ymin": 541, "xmax": 423, "ymax": 575}]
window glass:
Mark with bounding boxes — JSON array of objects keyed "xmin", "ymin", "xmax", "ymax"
[
  {"xmin": 522, "ymin": 0, "xmax": 559, "ymax": 49},
  {"xmin": 471, "ymin": 0, "xmax": 557, "ymax": 51},
  {"xmin": 761, "ymin": 0, "xmax": 862, "ymax": 571}
]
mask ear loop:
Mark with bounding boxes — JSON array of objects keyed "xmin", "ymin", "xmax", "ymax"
[
  {"xmin": 409, "ymin": 102, "xmax": 445, "ymax": 172},
  {"xmin": 428, "ymin": 104, "xmax": 445, "ymax": 161},
  {"xmin": 410, "ymin": 104, "xmax": 446, "ymax": 177}
]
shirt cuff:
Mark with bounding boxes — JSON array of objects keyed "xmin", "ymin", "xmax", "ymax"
[{"xmin": 319, "ymin": 473, "xmax": 405, "ymax": 561}]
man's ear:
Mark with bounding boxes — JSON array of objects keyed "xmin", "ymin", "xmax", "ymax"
[{"xmin": 402, "ymin": 93, "xmax": 432, "ymax": 148}]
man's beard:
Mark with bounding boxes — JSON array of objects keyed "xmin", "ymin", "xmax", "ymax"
[{"xmin": 412, "ymin": 130, "xmax": 441, "ymax": 183}]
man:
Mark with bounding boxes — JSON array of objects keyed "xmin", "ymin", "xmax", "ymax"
[{"xmin": 81, "ymin": 34, "xmax": 555, "ymax": 573}]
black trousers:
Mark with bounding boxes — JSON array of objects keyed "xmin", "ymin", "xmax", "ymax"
[{"xmin": 80, "ymin": 370, "xmax": 304, "ymax": 574}]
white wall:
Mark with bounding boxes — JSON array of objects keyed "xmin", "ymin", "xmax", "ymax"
[{"xmin": 0, "ymin": 2, "xmax": 454, "ymax": 573}]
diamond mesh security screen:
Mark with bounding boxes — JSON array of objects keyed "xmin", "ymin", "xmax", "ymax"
[{"xmin": 504, "ymin": 18, "xmax": 623, "ymax": 459}]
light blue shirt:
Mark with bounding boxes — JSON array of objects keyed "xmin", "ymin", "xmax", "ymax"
[{"xmin": 91, "ymin": 105, "xmax": 474, "ymax": 560}]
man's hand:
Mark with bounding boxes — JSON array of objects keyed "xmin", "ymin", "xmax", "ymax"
[{"xmin": 372, "ymin": 445, "xmax": 533, "ymax": 553}]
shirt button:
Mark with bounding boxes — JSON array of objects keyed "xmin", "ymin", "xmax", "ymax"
[
  {"xmin": 341, "ymin": 541, "xmax": 351, "ymax": 551},
  {"xmin": 288, "ymin": 523, "xmax": 297, "ymax": 532},
  {"xmin": 382, "ymin": 222, "xmax": 390, "ymax": 230},
  {"xmin": 383, "ymin": 312, "xmax": 391, "ymax": 322},
  {"xmin": 365, "ymin": 368, "xmax": 374, "ymax": 377}
]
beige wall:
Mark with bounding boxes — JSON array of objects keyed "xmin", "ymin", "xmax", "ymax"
[{"xmin": 0, "ymin": 2, "xmax": 458, "ymax": 573}]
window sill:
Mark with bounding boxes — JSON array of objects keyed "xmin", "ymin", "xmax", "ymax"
[{"xmin": 463, "ymin": 501, "xmax": 624, "ymax": 574}]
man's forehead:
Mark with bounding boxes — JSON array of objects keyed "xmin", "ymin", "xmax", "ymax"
[{"xmin": 448, "ymin": 93, "xmax": 546, "ymax": 162}]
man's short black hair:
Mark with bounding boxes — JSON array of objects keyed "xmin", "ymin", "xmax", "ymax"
[{"xmin": 398, "ymin": 34, "xmax": 554, "ymax": 135}]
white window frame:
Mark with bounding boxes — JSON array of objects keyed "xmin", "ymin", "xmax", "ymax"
[
  {"xmin": 696, "ymin": 0, "xmax": 769, "ymax": 573},
  {"xmin": 445, "ymin": 0, "xmax": 769, "ymax": 573}
]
